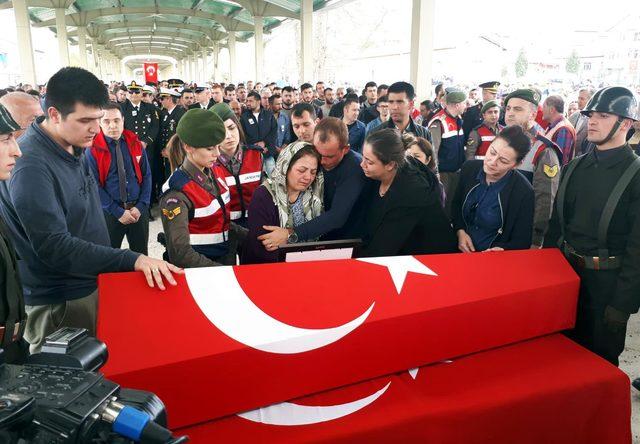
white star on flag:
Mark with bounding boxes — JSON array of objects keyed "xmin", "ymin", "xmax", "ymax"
[{"xmin": 357, "ymin": 255, "xmax": 437, "ymax": 294}]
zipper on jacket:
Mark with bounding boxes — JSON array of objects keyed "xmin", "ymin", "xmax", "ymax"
[
  {"xmin": 489, "ymin": 192, "xmax": 505, "ymax": 248},
  {"xmin": 461, "ymin": 183, "xmax": 481, "ymax": 229}
]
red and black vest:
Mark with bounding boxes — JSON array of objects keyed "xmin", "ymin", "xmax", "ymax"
[
  {"xmin": 215, "ymin": 146, "xmax": 263, "ymax": 221},
  {"xmin": 90, "ymin": 130, "xmax": 143, "ymax": 187},
  {"xmin": 167, "ymin": 168, "xmax": 231, "ymax": 259},
  {"xmin": 475, "ymin": 124, "xmax": 504, "ymax": 158},
  {"xmin": 428, "ymin": 110, "xmax": 465, "ymax": 172}
]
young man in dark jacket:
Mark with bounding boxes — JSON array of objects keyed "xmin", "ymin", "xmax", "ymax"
[
  {"xmin": 0, "ymin": 68, "xmax": 181, "ymax": 353},
  {"xmin": 452, "ymin": 126, "xmax": 534, "ymax": 252}
]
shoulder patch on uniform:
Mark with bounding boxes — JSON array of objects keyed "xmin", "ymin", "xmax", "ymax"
[
  {"xmin": 543, "ymin": 164, "xmax": 559, "ymax": 178},
  {"xmin": 162, "ymin": 207, "xmax": 181, "ymax": 220}
]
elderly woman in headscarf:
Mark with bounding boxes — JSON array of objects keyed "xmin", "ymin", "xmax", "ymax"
[{"xmin": 242, "ymin": 141, "xmax": 324, "ymax": 264}]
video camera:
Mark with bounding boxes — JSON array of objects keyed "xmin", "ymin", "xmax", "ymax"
[{"xmin": 0, "ymin": 328, "xmax": 188, "ymax": 444}]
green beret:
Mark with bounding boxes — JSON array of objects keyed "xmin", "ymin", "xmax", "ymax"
[
  {"xmin": 177, "ymin": 109, "xmax": 226, "ymax": 148},
  {"xmin": 209, "ymin": 102, "xmax": 236, "ymax": 122},
  {"xmin": 481, "ymin": 100, "xmax": 501, "ymax": 114},
  {"xmin": 445, "ymin": 88, "xmax": 467, "ymax": 104},
  {"xmin": 0, "ymin": 104, "xmax": 20, "ymax": 134},
  {"xmin": 504, "ymin": 88, "xmax": 541, "ymax": 107}
]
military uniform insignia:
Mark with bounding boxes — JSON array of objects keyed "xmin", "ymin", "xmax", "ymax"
[
  {"xmin": 533, "ymin": 91, "xmax": 541, "ymax": 103},
  {"xmin": 162, "ymin": 207, "xmax": 181, "ymax": 220},
  {"xmin": 543, "ymin": 164, "xmax": 559, "ymax": 178}
]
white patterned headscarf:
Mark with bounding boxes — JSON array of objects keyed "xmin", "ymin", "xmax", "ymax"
[{"xmin": 264, "ymin": 141, "xmax": 324, "ymax": 229}]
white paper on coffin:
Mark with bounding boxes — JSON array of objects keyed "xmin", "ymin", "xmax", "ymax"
[{"xmin": 185, "ymin": 266, "xmax": 375, "ymax": 354}]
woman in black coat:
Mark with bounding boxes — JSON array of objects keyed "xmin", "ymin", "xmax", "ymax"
[
  {"xmin": 451, "ymin": 125, "xmax": 534, "ymax": 252},
  {"xmin": 357, "ymin": 129, "xmax": 457, "ymax": 257}
]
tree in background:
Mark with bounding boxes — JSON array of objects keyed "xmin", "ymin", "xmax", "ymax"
[{"xmin": 515, "ymin": 48, "xmax": 528, "ymax": 78}]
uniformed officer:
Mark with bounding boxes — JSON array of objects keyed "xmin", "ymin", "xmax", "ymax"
[
  {"xmin": 0, "ymin": 103, "xmax": 28, "ymax": 364},
  {"xmin": 462, "ymin": 81, "xmax": 500, "ymax": 142},
  {"xmin": 465, "ymin": 100, "xmax": 504, "ymax": 160},
  {"xmin": 160, "ymin": 109, "xmax": 236, "ymax": 268},
  {"xmin": 504, "ymin": 89, "xmax": 562, "ymax": 247},
  {"xmin": 121, "ymin": 81, "xmax": 159, "ymax": 149},
  {"xmin": 154, "ymin": 88, "xmax": 186, "ymax": 200},
  {"xmin": 189, "ymin": 83, "xmax": 214, "ymax": 110},
  {"xmin": 544, "ymin": 86, "xmax": 640, "ymax": 366}
]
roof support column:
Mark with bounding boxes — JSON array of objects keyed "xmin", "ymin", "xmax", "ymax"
[
  {"xmin": 201, "ymin": 48, "xmax": 208, "ymax": 82},
  {"xmin": 77, "ymin": 26, "xmax": 88, "ymax": 69},
  {"xmin": 190, "ymin": 55, "xmax": 196, "ymax": 82},
  {"xmin": 300, "ymin": 0, "xmax": 313, "ymax": 83},
  {"xmin": 212, "ymin": 43, "xmax": 219, "ymax": 82},
  {"xmin": 228, "ymin": 32, "xmax": 237, "ymax": 83},
  {"xmin": 55, "ymin": 7, "xmax": 70, "ymax": 67},
  {"xmin": 254, "ymin": 15, "xmax": 264, "ymax": 82},
  {"xmin": 409, "ymin": 0, "xmax": 435, "ymax": 100},
  {"xmin": 12, "ymin": 0, "xmax": 37, "ymax": 85}
]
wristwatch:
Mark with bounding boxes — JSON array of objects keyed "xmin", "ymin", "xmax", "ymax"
[{"xmin": 287, "ymin": 230, "xmax": 298, "ymax": 244}]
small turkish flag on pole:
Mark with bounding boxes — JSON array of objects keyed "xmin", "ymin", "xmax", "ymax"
[{"xmin": 143, "ymin": 62, "xmax": 158, "ymax": 84}]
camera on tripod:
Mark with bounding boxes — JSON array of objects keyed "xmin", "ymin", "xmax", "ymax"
[{"xmin": 0, "ymin": 328, "xmax": 188, "ymax": 444}]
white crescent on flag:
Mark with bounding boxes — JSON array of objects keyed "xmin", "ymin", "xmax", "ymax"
[
  {"xmin": 185, "ymin": 266, "xmax": 375, "ymax": 354},
  {"xmin": 237, "ymin": 382, "xmax": 392, "ymax": 426}
]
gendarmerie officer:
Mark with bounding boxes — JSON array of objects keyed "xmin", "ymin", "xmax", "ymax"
[
  {"xmin": 545, "ymin": 86, "xmax": 640, "ymax": 366},
  {"xmin": 121, "ymin": 81, "xmax": 159, "ymax": 149},
  {"xmin": 160, "ymin": 109, "xmax": 236, "ymax": 268},
  {"xmin": 0, "ymin": 103, "xmax": 28, "ymax": 364},
  {"xmin": 462, "ymin": 81, "xmax": 500, "ymax": 142}
]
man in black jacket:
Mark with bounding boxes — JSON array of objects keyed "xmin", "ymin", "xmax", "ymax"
[
  {"xmin": 0, "ymin": 103, "xmax": 28, "ymax": 364},
  {"xmin": 240, "ymin": 91, "xmax": 277, "ymax": 162}
]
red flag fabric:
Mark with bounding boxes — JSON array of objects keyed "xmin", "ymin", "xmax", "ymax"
[
  {"xmin": 179, "ymin": 335, "xmax": 631, "ymax": 443},
  {"xmin": 97, "ymin": 250, "xmax": 579, "ymax": 429},
  {"xmin": 143, "ymin": 63, "xmax": 158, "ymax": 84}
]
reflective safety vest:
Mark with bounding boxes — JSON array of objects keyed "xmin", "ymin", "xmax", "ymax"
[
  {"xmin": 167, "ymin": 168, "xmax": 231, "ymax": 259},
  {"xmin": 215, "ymin": 147, "xmax": 263, "ymax": 221},
  {"xmin": 429, "ymin": 110, "xmax": 465, "ymax": 172},
  {"xmin": 517, "ymin": 134, "xmax": 562, "ymax": 183},
  {"xmin": 475, "ymin": 124, "xmax": 503, "ymax": 158}
]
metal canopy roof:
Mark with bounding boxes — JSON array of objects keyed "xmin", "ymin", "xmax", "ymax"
[{"xmin": 0, "ymin": 0, "xmax": 328, "ymax": 60}]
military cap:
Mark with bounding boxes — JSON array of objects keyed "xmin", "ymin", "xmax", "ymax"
[
  {"xmin": 177, "ymin": 109, "xmax": 226, "ymax": 148},
  {"xmin": 127, "ymin": 80, "xmax": 142, "ymax": 91},
  {"xmin": 479, "ymin": 81, "xmax": 501, "ymax": 93},
  {"xmin": 209, "ymin": 102, "xmax": 235, "ymax": 122},
  {"xmin": 158, "ymin": 87, "xmax": 181, "ymax": 98},
  {"xmin": 194, "ymin": 83, "xmax": 209, "ymax": 93},
  {"xmin": 504, "ymin": 89, "xmax": 541, "ymax": 107},
  {"xmin": 481, "ymin": 100, "xmax": 501, "ymax": 114},
  {"xmin": 142, "ymin": 84, "xmax": 155, "ymax": 94},
  {"xmin": 167, "ymin": 78, "xmax": 185, "ymax": 89},
  {"xmin": 0, "ymin": 103, "xmax": 20, "ymax": 134},
  {"xmin": 445, "ymin": 87, "xmax": 467, "ymax": 104}
]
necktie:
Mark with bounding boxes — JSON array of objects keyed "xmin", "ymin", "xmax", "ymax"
[{"xmin": 114, "ymin": 140, "xmax": 128, "ymax": 204}]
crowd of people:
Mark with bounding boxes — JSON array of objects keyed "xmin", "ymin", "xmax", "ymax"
[{"xmin": 0, "ymin": 67, "xmax": 639, "ymax": 392}]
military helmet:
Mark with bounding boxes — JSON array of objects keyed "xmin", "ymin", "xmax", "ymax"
[{"xmin": 581, "ymin": 86, "xmax": 639, "ymax": 121}]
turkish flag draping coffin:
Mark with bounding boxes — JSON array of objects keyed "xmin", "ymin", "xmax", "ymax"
[
  {"xmin": 179, "ymin": 335, "xmax": 631, "ymax": 443},
  {"xmin": 97, "ymin": 249, "xmax": 579, "ymax": 429}
]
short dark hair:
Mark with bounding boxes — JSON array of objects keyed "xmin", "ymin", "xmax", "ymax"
[
  {"xmin": 237, "ymin": 83, "xmax": 245, "ymax": 88},
  {"xmin": 377, "ymin": 95, "xmax": 388, "ymax": 105},
  {"xmin": 387, "ymin": 81, "xmax": 416, "ymax": 101},
  {"xmin": 292, "ymin": 102, "xmax": 316, "ymax": 119},
  {"xmin": 420, "ymin": 99, "xmax": 434, "ymax": 109},
  {"xmin": 247, "ymin": 91, "xmax": 261, "ymax": 102},
  {"xmin": 497, "ymin": 125, "xmax": 531, "ymax": 162},
  {"xmin": 300, "ymin": 83, "xmax": 313, "ymax": 92},
  {"xmin": 435, "ymin": 83, "xmax": 444, "ymax": 95},
  {"xmin": 365, "ymin": 81, "xmax": 377, "ymax": 90},
  {"xmin": 324, "ymin": 87, "xmax": 333, "ymax": 93},
  {"xmin": 268, "ymin": 93, "xmax": 282, "ymax": 105},
  {"xmin": 545, "ymin": 95, "xmax": 564, "ymax": 113},
  {"xmin": 315, "ymin": 117, "xmax": 349, "ymax": 147},
  {"xmin": 26, "ymin": 89, "xmax": 41, "ymax": 98},
  {"xmin": 364, "ymin": 128, "xmax": 405, "ymax": 168},
  {"xmin": 102, "ymin": 101, "xmax": 123, "ymax": 116},
  {"xmin": 44, "ymin": 67, "xmax": 108, "ymax": 118},
  {"xmin": 344, "ymin": 97, "xmax": 360, "ymax": 110},
  {"xmin": 282, "ymin": 86, "xmax": 294, "ymax": 94},
  {"xmin": 344, "ymin": 92, "xmax": 359, "ymax": 101},
  {"xmin": 315, "ymin": 81, "xmax": 324, "ymax": 87},
  {"xmin": 378, "ymin": 84, "xmax": 389, "ymax": 91},
  {"xmin": 224, "ymin": 85, "xmax": 235, "ymax": 94},
  {"xmin": 181, "ymin": 88, "xmax": 194, "ymax": 96},
  {"xmin": 287, "ymin": 144, "xmax": 321, "ymax": 174}
]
